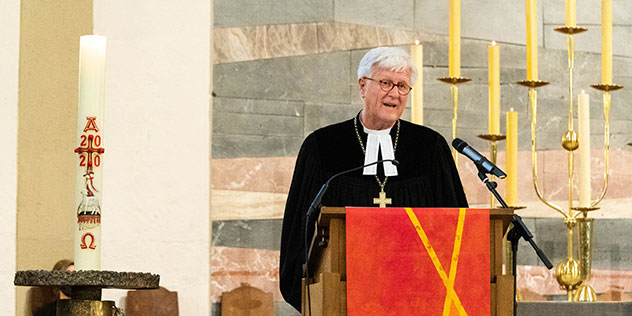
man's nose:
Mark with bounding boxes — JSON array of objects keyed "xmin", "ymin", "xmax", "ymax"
[{"xmin": 386, "ymin": 85, "xmax": 399, "ymax": 97}]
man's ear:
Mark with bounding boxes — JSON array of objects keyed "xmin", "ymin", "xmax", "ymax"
[{"xmin": 358, "ymin": 77, "xmax": 366, "ymax": 98}]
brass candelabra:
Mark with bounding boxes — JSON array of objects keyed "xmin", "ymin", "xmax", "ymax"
[
  {"xmin": 437, "ymin": 76, "xmax": 472, "ymax": 165},
  {"xmin": 518, "ymin": 25, "xmax": 624, "ymax": 302}
]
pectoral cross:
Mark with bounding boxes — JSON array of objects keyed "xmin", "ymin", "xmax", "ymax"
[{"xmin": 373, "ymin": 190, "xmax": 392, "ymax": 208}]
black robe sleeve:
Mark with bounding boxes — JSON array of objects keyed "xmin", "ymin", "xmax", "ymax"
[{"xmin": 279, "ymin": 133, "xmax": 324, "ymax": 312}]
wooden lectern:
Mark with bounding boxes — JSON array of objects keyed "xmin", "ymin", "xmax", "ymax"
[{"xmin": 302, "ymin": 207, "xmax": 515, "ymax": 316}]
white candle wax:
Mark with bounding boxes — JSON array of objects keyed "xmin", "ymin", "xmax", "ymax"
[
  {"xmin": 74, "ymin": 35, "xmax": 106, "ymax": 270},
  {"xmin": 578, "ymin": 92, "xmax": 591, "ymax": 207}
]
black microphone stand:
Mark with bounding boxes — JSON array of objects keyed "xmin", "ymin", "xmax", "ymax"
[{"xmin": 476, "ymin": 168, "xmax": 553, "ymax": 316}]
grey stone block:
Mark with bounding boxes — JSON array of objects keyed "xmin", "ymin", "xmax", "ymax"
[
  {"xmin": 214, "ymin": 0, "xmax": 333, "ymax": 27},
  {"xmin": 499, "ymin": 44, "xmax": 530, "ymax": 70},
  {"xmin": 543, "ymin": 0, "xmax": 632, "ymax": 25},
  {"xmin": 334, "ymin": 0, "xmax": 414, "ymax": 30},
  {"xmin": 304, "ymin": 103, "xmax": 362, "ymax": 135},
  {"xmin": 414, "ymin": 0, "xmax": 541, "ymax": 45},
  {"xmin": 214, "ymin": 97, "xmax": 305, "ymax": 117},
  {"xmin": 212, "ymin": 97, "xmax": 307, "ymax": 158},
  {"xmin": 516, "ymin": 218, "xmax": 632, "ymax": 270},
  {"xmin": 544, "ymin": 25, "xmax": 632, "ymax": 57},
  {"xmin": 214, "ymin": 51, "xmax": 351, "ymax": 105},
  {"xmin": 212, "ymin": 219, "xmax": 283, "ymax": 250},
  {"xmin": 614, "ymin": 56, "xmax": 632, "ymax": 77},
  {"xmin": 518, "ymin": 302, "xmax": 632, "ymax": 316},
  {"xmin": 275, "ymin": 301, "xmax": 301, "ymax": 315},
  {"xmin": 212, "ymin": 134, "xmax": 304, "ymax": 158},
  {"xmin": 213, "ymin": 112, "xmax": 303, "ymax": 137},
  {"xmin": 350, "ymin": 48, "xmax": 371, "ymax": 83}
]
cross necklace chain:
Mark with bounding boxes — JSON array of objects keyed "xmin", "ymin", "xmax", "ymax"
[{"xmin": 353, "ymin": 115, "xmax": 400, "ymax": 208}]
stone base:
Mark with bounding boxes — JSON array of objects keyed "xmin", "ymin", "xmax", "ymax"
[{"xmin": 518, "ymin": 302, "xmax": 632, "ymax": 316}]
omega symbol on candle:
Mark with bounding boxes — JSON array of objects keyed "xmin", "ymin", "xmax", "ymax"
[{"xmin": 80, "ymin": 233, "xmax": 97, "ymax": 250}]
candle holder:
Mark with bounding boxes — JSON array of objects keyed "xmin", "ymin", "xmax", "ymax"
[
  {"xmin": 477, "ymin": 134, "xmax": 506, "ymax": 208},
  {"xmin": 521, "ymin": 23, "xmax": 625, "ymax": 301},
  {"xmin": 553, "ymin": 26, "xmax": 588, "ymax": 35},
  {"xmin": 518, "ymin": 22, "xmax": 588, "ymax": 302},
  {"xmin": 517, "ymin": 76, "xmax": 586, "ymax": 300},
  {"xmin": 437, "ymin": 76, "xmax": 472, "ymax": 164},
  {"xmin": 567, "ymin": 82, "xmax": 625, "ymax": 302}
]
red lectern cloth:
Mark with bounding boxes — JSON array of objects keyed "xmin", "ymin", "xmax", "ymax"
[{"xmin": 346, "ymin": 207, "xmax": 490, "ymax": 316}]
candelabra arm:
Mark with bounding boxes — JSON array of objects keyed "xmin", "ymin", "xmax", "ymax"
[
  {"xmin": 591, "ymin": 92, "xmax": 611, "ymax": 208},
  {"xmin": 529, "ymin": 88, "xmax": 566, "ymax": 217},
  {"xmin": 451, "ymin": 84, "xmax": 459, "ymax": 164}
]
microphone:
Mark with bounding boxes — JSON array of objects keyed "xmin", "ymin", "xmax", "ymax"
[
  {"xmin": 452, "ymin": 138, "xmax": 506, "ymax": 179},
  {"xmin": 305, "ymin": 159, "xmax": 400, "ymax": 219}
]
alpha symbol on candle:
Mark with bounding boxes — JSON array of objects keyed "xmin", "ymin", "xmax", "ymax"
[
  {"xmin": 80, "ymin": 233, "xmax": 97, "ymax": 250},
  {"xmin": 83, "ymin": 116, "xmax": 100, "ymax": 132}
]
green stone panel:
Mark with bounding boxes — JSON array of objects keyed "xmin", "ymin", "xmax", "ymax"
[
  {"xmin": 304, "ymin": 103, "xmax": 361, "ymax": 135},
  {"xmin": 213, "ymin": 112, "xmax": 303, "ymax": 137},
  {"xmin": 334, "ymin": 0, "xmax": 414, "ymax": 30},
  {"xmin": 543, "ymin": 0, "xmax": 632, "ymax": 25},
  {"xmin": 517, "ymin": 218, "xmax": 632, "ymax": 270},
  {"xmin": 214, "ymin": 97, "xmax": 305, "ymax": 116},
  {"xmin": 414, "ymin": 0, "xmax": 539, "ymax": 45},
  {"xmin": 519, "ymin": 302, "xmax": 632, "ymax": 315},
  {"xmin": 212, "ymin": 134, "xmax": 304, "ymax": 159},
  {"xmin": 544, "ymin": 25, "xmax": 632, "ymax": 57},
  {"xmin": 214, "ymin": 0, "xmax": 332, "ymax": 27},
  {"xmin": 214, "ymin": 52, "xmax": 351, "ymax": 105}
]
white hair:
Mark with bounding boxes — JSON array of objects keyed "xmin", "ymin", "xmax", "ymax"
[{"xmin": 357, "ymin": 47, "xmax": 417, "ymax": 85}]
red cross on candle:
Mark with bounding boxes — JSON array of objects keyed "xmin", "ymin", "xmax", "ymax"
[{"xmin": 74, "ymin": 134, "xmax": 105, "ymax": 174}]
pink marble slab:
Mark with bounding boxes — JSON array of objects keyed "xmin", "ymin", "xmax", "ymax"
[
  {"xmin": 211, "ymin": 246, "xmax": 282, "ymax": 302},
  {"xmin": 211, "ymin": 156, "xmax": 296, "ymax": 194},
  {"xmin": 210, "ymin": 246, "xmax": 632, "ymax": 304},
  {"xmin": 518, "ymin": 265, "xmax": 632, "ymax": 301}
]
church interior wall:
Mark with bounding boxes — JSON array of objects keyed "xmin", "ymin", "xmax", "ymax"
[
  {"xmin": 211, "ymin": 0, "xmax": 632, "ymax": 314},
  {"xmin": 9, "ymin": 0, "xmax": 212, "ymax": 315},
  {"xmin": 93, "ymin": 1, "xmax": 211, "ymax": 315},
  {"xmin": 15, "ymin": 1, "xmax": 94, "ymax": 314},
  {"xmin": 2, "ymin": 0, "xmax": 631, "ymax": 315},
  {"xmin": 0, "ymin": 0, "xmax": 19, "ymax": 314}
]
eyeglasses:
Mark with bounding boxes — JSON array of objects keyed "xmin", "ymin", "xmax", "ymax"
[{"xmin": 364, "ymin": 77, "xmax": 412, "ymax": 96}]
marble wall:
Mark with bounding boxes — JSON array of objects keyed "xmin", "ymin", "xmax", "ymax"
[{"xmin": 212, "ymin": 1, "xmax": 632, "ymax": 314}]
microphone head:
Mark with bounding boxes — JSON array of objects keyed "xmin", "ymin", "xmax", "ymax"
[
  {"xmin": 451, "ymin": 138, "xmax": 467, "ymax": 152},
  {"xmin": 391, "ymin": 159, "xmax": 400, "ymax": 166}
]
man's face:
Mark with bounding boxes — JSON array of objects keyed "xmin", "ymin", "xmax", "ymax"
[{"xmin": 359, "ymin": 67, "xmax": 411, "ymax": 130}]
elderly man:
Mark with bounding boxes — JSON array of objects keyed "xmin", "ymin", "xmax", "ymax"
[{"xmin": 279, "ymin": 46, "xmax": 468, "ymax": 311}]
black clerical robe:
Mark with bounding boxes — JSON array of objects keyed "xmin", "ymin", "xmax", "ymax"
[{"xmin": 279, "ymin": 117, "xmax": 468, "ymax": 311}]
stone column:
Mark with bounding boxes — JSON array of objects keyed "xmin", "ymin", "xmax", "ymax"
[{"xmin": 0, "ymin": 0, "xmax": 19, "ymax": 314}]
